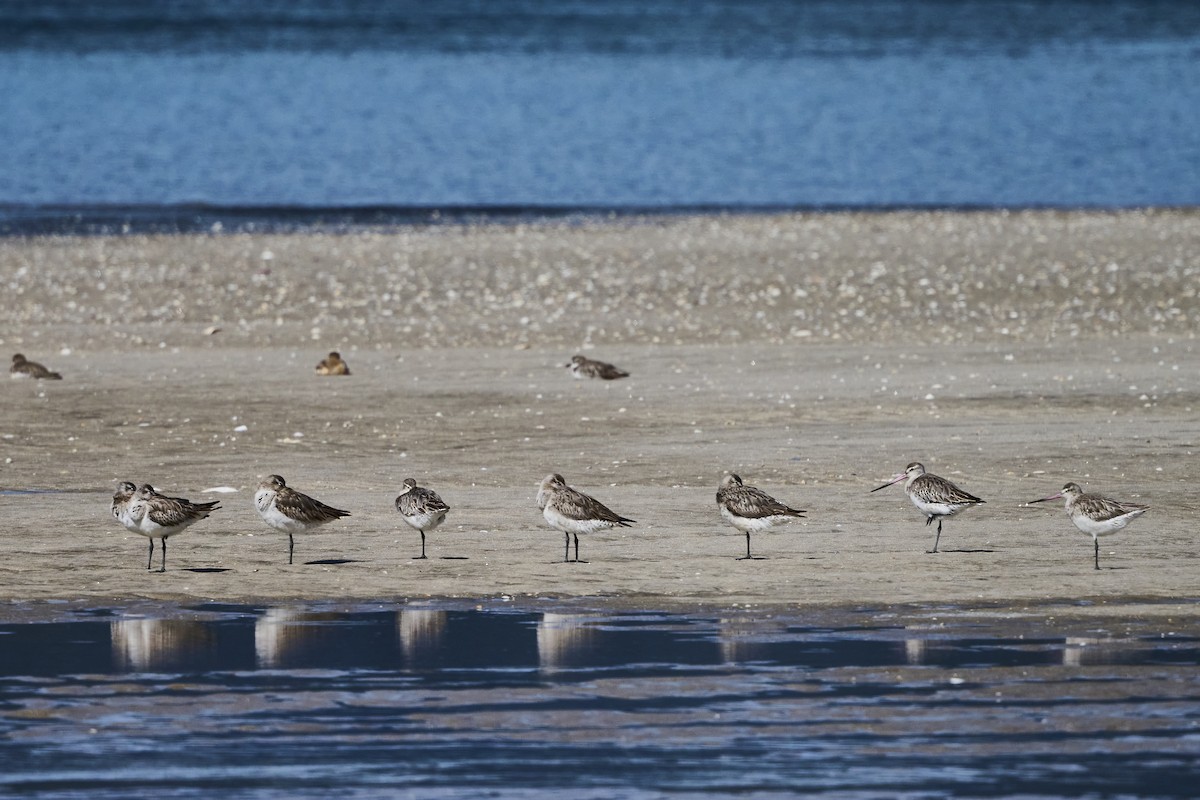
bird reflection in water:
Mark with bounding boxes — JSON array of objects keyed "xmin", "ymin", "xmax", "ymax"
[
  {"xmin": 110, "ymin": 618, "xmax": 219, "ymax": 672},
  {"xmin": 717, "ymin": 616, "xmax": 788, "ymax": 664},
  {"xmin": 254, "ymin": 608, "xmax": 348, "ymax": 669},
  {"xmin": 536, "ymin": 613, "xmax": 600, "ymax": 672},
  {"xmin": 396, "ymin": 608, "xmax": 448, "ymax": 667}
]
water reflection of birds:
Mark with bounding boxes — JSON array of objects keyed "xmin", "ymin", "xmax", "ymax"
[
  {"xmin": 1062, "ymin": 636, "xmax": 1139, "ymax": 667},
  {"xmin": 717, "ymin": 616, "xmax": 787, "ymax": 664},
  {"xmin": 111, "ymin": 618, "xmax": 217, "ymax": 672},
  {"xmin": 904, "ymin": 638, "xmax": 927, "ymax": 665},
  {"xmin": 536, "ymin": 613, "xmax": 598, "ymax": 671},
  {"xmin": 396, "ymin": 609, "xmax": 448, "ymax": 666},
  {"xmin": 254, "ymin": 608, "xmax": 346, "ymax": 668}
]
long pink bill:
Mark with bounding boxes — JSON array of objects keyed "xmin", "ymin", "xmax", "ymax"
[
  {"xmin": 1026, "ymin": 491, "xmax": 1065, "ymax": 505},
  {"xmin": 870, "ymin": 473, "xmax": 907, "ymax": 493}
]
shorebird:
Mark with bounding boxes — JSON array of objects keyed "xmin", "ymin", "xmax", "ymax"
[
  {"xmin": 716, "ymin": 473, "xmax": 806, "ymax": 560},
  {"xmin": 565, "ymin": 355, "xmax": 629, "ymax": 380},
  {"xmin": 10, "ymin": 353, "xmax": 62, "ymax": 380},
  {"xmin": 1027, "ymin": 482, "xmax": 1148, "ymax": 570},
  {"xmin": 254, "ymin": 474, "xmax": 350, "ymax": 564},
  {"xmin": 113, "ymin": 483, "xmax": 220, "ymax": 572},
  {"xmin": 537, "ymin": 473, "xmax": 635, "ymax": 563},
  {"xmin": 315, "ymin": 351, "xmax": 350, "ymax": 376},
  {"xmin": 111, "ymin": 481, "xmax": 141, "ymax": 543},
  {"xmin": 395, "ymin": 478, "xmax": 450, "ymax": 559},
  {"xmin": 871, "ymin": 462, "xmax": 985, "ymax": 553}
]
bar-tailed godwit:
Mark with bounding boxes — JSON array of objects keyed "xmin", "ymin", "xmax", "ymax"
[
  {"xmin": 537, "ymin": 473, "xmax": 635, "ymax": 562},
  {"xmin": 716, "ymin": 473, "xmax": 806, "ymax": 560},
  {"xmin": 395, "ymin": 478, "xmax": 450, "ymax": 559},
  {"xmin": 112, "ymin": 483, "xmax": 220, "ymax": 572},
  {"xmin": 872, "ymin": 462, "xmax": 985, "ymax": 553},
  {"xmin": 254, "ymin": 474, "xmax": 350, "ymax": 564},
  {"xmin": 10, "ymin": 353, "xmax": 62, "ymax": 380},
  {"xmin": 315, "ymin": 351, "xmax": 351, "ymax": 375},
  {"xmin": 565, "ymin": 355, "xmax": 629, "ymax": 380},
  {"xmin": 1028, "ymin": 482, "xmax": 1148, "ymax": 570}
]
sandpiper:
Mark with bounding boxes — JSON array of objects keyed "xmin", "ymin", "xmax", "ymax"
[
  {"xmin": 565, "ymin": 355, "xmax": 629, "ymax": 380},
  {"xmin": 395, "ymin": 478, "xmax": 451, "ymax": 559},
  {"xmin": 537, "ymin": 473, "xmax": 635, "ymax": 562},
  {"xmin": 872, "ymin": 462, "xmax": 985, "ymax": 553},
  {"xmin": 115, "ymin": 483, "xmax": 220, "ymax": 572},
  {"xmin": 716, "ymin": 473, "xmax": 806, "ymax": 560},
  {"xmin": 1028, "ymin": 482, "xmax": 1148, "ymax": 570},
  {"xmin": 111, "ymin": 481, "xmax": 138, "ymax": 528},
  {"xmin": 315, "ymin": 351, "xmax": 350, "ymax": 376},
  {"xmin": 254, "ymin": 474, "xmax": 351, "ymax": 564},
  {"xmin": 10, "ymin": 353, "xmax": 62, "ymax": 380}
]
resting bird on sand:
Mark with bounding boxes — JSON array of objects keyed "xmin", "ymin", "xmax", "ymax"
[
  {"xmin": 11, "ymin": 353, "xmax": 62, "ymax": 380},
  {"xmin": 565, "ymin": 355, "xmax": 628, "ymax": 380},
  {"xmin": 395, "ymin": 478, "xmax": 451, "ymax": 559},
  {"xmin": 114, "ymin": 483, "xmax": 220, "ymax": 572},
  {"xmin": 537, "ymin": 473, "xmax": 635, "ymax": 563},
  {"xmin": 315, "ymin": 351, "xmax": 350, "ymax": 375},
  {"xmin": 716, "ymin": 473, "xmax": 806, "ymax": 560},
  {"xmin": 254, "ymin": 474, "xmax": 350, "ymax": 564}
]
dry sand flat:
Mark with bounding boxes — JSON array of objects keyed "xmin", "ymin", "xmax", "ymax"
[{"xmin": 1, "ymin": 210, "xmax": 1198, "ymax": 615}]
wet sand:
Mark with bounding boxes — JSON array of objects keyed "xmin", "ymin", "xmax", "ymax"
[{"xmin": 1, "ymin": 210, "xmax": 1198, "ymax": 616}]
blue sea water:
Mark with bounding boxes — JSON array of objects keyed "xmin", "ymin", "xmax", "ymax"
[
  {"xmin": 1, "ymin": 0, "xmax": 1199, "ymax": 230},
  {"xmin": 1, "ymin": 603, "xmax": 1198, "ymax": 799}
]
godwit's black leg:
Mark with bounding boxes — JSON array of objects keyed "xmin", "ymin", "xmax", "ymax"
[
  {"xmin": 288, "ymin": 533, "xmax": 295, "ymax": 565},
  {"xmin": 1094, "ymin": 538, "xmax": 1101, "ymax": 571},
  {"xmin": 417, "ymin": 531, "xmax": 428, "ymax": 560},
  {"xmin": 146, "ymin": 539, "xmax": 154, "ymax": 570},
  {"xmin": 159, "ymin": 537, "xmax": 168, "ymax": 573}
]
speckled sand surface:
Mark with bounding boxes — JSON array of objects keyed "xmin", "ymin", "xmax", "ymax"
[{"xmin": 1, "ymin": 210, "xmax": 1198, "ymax": 616}]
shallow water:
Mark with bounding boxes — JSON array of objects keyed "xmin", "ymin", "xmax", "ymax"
[
  {"xmin": 2, "ymin": 0, "xmax": 1199, "ymax": 223},
  {"xmin": 1, "ymin": 602, "xmax": 1198, "ymax": 798}
]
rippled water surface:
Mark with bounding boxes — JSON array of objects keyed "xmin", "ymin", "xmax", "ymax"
[
  {"xmin": 1, "ymin": 602, "xmax": 1198, "ymax": 798},
  {"xmin": 2, "ymin": 0, "xmax": 1199, "ymax": 225}
]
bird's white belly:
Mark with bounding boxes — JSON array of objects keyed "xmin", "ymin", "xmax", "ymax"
[
  {"xmin": 1070, "ymin": 509, "xmax": 1144, "ymax": 537},
  {"xmin": 404, "ymin": 511, "xmax": 446, "ymax": 533},
  {"xmin": 116, "ymin": 506, "xmax": 142, "ymax": 534},
  {"xmin": 258, "ymin": 502, "xmax": 309, "ymax": 533},
  {"xmin": 135, "ymin": 516, "xmax": 171, "ymax": 538},
  {"xmin": 543, "ymin": 506, "xmax": 615, "ymax": 535},
  {"xmin": 910, "ymin": 497, "xmax": 964, "ymax": 518},
  {"xmin": 720, "ymin": 506, "xmax": 789, "ymax": 533}
]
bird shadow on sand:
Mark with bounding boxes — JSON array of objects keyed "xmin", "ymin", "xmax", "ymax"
[
  {"xmin": 933, "ymin": 548, "xmax": 995, "ymax": 554},
  {"xmin": 183, "ymin": 567, "xmax": 232, "ymax": 573},
  {"xmin": 440, "ymin": 556, "xmax": 469, "ymax": 560},
  {"xmin": 304, "ymin": 558, "xmax": 361, "ymax": 565}
]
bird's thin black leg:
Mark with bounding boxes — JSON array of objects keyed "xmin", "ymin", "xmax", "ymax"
[
  {"xmin": 1094, "ymin": 538, "xmax": 1101, "ymax": 571},
  {"xmin": 417, "ymin": 531, "xmax": 428, "ymax": 560},
  {"xmin": 289, "ymin": 533, "xmax": 294, "ymax": 565},
  {"xmin": 146, "ymin": 539, "xmax": 154, "ymax": 570},
  {"xmin": 737, "ymin": 531, "xmax": 752, "ymax": 560},
  {"xmin": 929, "ymin": 518, "xmax": 943, "ymax": 553},
  {"xmin": 159, "ymin": 538, "xmax": 167, "ymax": 573},
  {"xmin": 573, "ymin": 533, "xmax": 587, "ymax": 563}
]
